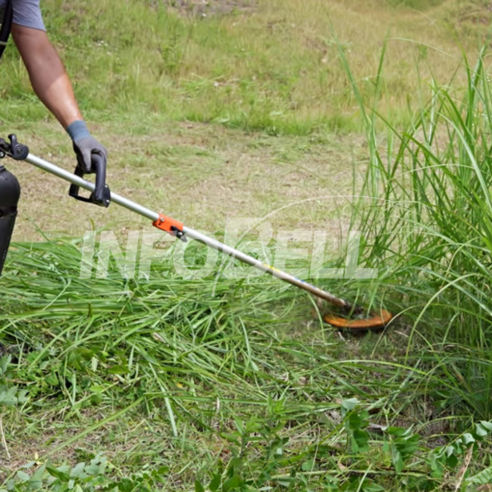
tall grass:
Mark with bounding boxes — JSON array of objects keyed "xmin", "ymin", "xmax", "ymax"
[{"xmin": 338, "ymin": 39, "xmax": 492, "ymax": 418}]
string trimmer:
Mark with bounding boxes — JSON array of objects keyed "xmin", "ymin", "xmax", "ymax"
[{"xmin": 0, "ymin": 134, "xmax": 392, "ymax": 330}]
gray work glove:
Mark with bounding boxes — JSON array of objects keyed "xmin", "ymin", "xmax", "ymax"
[
  {"xmin": 67, "ymin": 120, "xmax": 107, "ymax": 173},
  {"xmin": 73, "ymin": 136, "xmax": 108, "ymax": 174}
]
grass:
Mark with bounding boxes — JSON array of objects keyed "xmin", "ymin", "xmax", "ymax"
[
  {"xmin": 352, "ymin": 42, "xmax": 492, "ymax": 415},
  {"xmin": 386, "ymin": 0, "xmax": 445, "ymax": 9},
  {"xmin": 2, "ymin": 0, "xmax": 492, "ymax": 490},
  {"xmin": 2, "ymin": 240, "xmax": 491, "ymax": 491},
  {"xmin": 1, "ymin": 0, "xmax": 490, "ymax": 135}
]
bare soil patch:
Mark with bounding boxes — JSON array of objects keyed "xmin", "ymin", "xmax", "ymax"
[
  {"xmin": 10, "ymin": 120, "xmax": 367, "ymax": 244},
  {"xmin": 163, "ymin": 0, "xmax": 256, "ymax": 16}
]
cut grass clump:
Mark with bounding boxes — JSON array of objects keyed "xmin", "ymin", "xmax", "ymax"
[{"xmin": 2, "ymin": 235, "xmax": 492, "ymax": 490}]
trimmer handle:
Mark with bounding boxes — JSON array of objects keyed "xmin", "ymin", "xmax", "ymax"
[
  {"xmin": 0, "ymin": 134, "xmax": 29, "ymax": 160},
  {"xmin": 69, "ymin": 154, "xmax": 111, "ymax": 208}
]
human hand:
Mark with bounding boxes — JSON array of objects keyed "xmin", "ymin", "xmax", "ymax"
[
  {"xmin": 73, "ymin": 135, "xmax": 107, "ymax": 174},
  {"xmin": 67, "ymin": 120, "xmax": 107, "ymax": 173}
]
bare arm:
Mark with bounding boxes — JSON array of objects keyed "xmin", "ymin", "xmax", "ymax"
[
  {"xmin": 11, "ymin": 24, "xmax": 82, "ymax": 129},
  {"xmin": 11, "ymin": 24, "xmax": 107, "ymax": 172}
]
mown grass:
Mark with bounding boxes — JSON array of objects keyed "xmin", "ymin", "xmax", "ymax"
[
  {"xmin": 0, "ymin": 0, "xmax": 489, "ymax": 135},
  {"xmin": 2, "ymin": 0, "xmax": 492, "ymax": 490}
]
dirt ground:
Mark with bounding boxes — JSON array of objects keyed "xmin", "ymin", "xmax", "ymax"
[
  {"xmin": 9, "ymin": 120, "xmax": 368, "ymax": 246},
  {"xmin": 163, "ymin": 0, "xmax": 256, "ymax": 16}
]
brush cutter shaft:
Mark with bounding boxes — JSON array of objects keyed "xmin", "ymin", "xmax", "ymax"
[
  {"xmin": 24, "ymin": 153, "xmax": 349, "ymax": 308},
  {"xmin": 183, "ymin": 228, "xmax": 348, "ymax": 307}
]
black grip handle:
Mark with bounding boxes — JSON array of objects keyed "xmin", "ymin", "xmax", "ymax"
[
  {"xmin": 69, "ymin": 154, "xmax": 111, "ymax": 208},
  {"xmin": 0, "ymin": 134, "xmax": 29, "ymax": 160},
  {"xmin": 92, "ymin": 154, "xmax": 108, "ymax": 205}
]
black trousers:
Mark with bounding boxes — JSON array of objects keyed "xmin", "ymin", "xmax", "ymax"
[{"xmin": 0, "ymin": 165, "xmax": 20, "ymax": 275}]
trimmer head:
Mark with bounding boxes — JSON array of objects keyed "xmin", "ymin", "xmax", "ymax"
[{"xmin": 324, "ymin": 308, "xmax": 393, "ymax": 331}]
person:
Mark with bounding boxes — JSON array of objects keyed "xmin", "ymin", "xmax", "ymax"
[{"xmin": 0, "ymin": 0, "xmax": 107, "ymax": 173}]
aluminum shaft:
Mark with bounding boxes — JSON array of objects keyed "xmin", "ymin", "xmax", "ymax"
[{"xmin": 24, "ymin": 153, "xmax": 349, "ymax": 308}]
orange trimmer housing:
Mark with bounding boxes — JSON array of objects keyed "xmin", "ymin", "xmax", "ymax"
[{"xmin": 324, "ymin": 309, "xmax": 393, "ymax": 330}]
